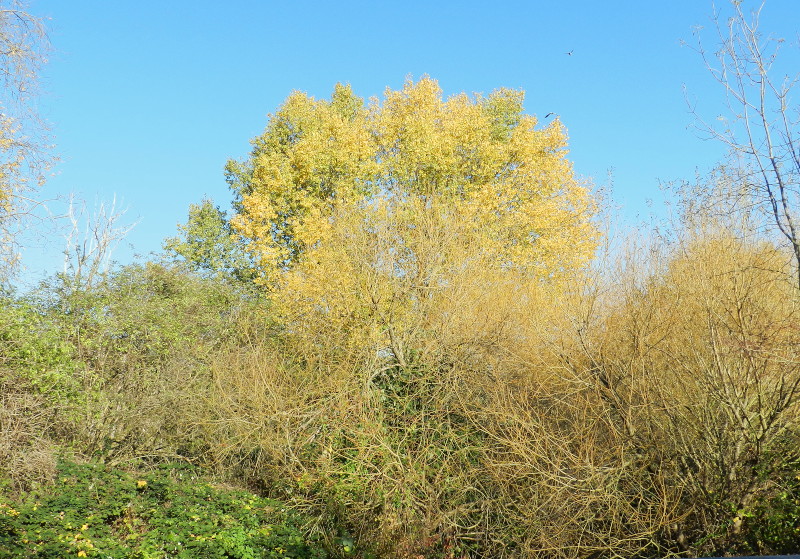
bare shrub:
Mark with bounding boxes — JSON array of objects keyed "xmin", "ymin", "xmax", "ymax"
[
  {"xmin": 589, "ymin": 230, "xmax": 800, "ymax": 555},
  {"xmin": 0, "ymin": 387, "xmax": 59, "ymax": 494},
  {"xmin": 202, "ymin": 201, "xmax": 675, "ymax": 558}
]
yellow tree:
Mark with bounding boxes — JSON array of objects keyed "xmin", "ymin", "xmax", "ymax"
[
  {"xmin": 229, "ymin": 77, "xmax": 597, "ymax": 282},
  {"xmin": 216, "ymin": 79, "xmax": 631, "ymax": 557},
  {"xmin": 227, "ymin": 76, "xmax": 598, "ymax": 365}
]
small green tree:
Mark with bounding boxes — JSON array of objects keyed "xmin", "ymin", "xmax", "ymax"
[{"xmin": 164, "ymin": 198, "xmax": 256, "ymax": 284}]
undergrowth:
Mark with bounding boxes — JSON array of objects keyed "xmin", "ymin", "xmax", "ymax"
[{"xmin": 0, "ymin": 460, "xmax": 334, "ymax": 558}]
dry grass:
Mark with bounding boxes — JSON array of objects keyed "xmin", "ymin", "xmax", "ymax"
[{"xmin": 0, "ymin": 382, "xmax": 61, "ymax": 494}]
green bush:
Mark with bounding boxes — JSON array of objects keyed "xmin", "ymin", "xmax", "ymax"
[
  {"xmin": 0, "ymin": 460, "xmax": 329, "ymax": 558},
  {"xmin": 29, "ymin": 261, "xmax": 273, "ymax": 465},
  {"xmin": 741, "ymin": 455, "xmax": 800, "ymax": 555},
  {"xmin": 0, "ymin": 298, "xmax": 86, "ymax": 409},
  {"xmin": 0, "ymin": 298, "xmax": 89, "ymax": 492}
]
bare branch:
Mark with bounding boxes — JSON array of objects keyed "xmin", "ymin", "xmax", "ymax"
[
  {"xmin": 0, "ymin": 1, "xmax": 52, "ymax": 280},
  {"xmin": 61, "ymin": 194, "xmax": 138, "ymax": 291},
  {"xmin": 688, "ymin": 1, "xmax": 800, "ymax": 287}
]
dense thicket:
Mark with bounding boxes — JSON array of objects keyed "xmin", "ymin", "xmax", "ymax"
[{"xmin": 1, "ymin": 262, "xmax": 269, "ymax": 487}]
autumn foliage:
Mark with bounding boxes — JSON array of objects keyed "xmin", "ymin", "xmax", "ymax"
[{"xmin": 227, "ymin": 77, "xmax": 598, "ymax": 286}]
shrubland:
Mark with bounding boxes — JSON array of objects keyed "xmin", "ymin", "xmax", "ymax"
[{"xmin": 1, "ymin": 77, "xmax": 799, "ymax": 558}]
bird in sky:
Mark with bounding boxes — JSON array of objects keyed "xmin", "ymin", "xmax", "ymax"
[
  {"xmin": 545, "ymin": 113, "xmax": 556, "ymax": 118},
  {"xmin": 565, "ymin": 50, "xmax": 574, "ymax": 56}
]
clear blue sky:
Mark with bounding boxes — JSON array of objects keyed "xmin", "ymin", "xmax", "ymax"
[{"xmin": 17, "ymin": 0, "xmax": 800, "ymax": 286}]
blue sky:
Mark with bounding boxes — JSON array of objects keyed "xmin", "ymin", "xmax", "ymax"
[{"xmin": 17, "ymin": 0, "xmax": 799, "ymax": 286}]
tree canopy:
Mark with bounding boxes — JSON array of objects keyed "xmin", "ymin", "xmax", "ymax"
[
  {"xmin": 227, "ymin": 77, "xmax": 598, "ymax": 287},
  {"xmin": 690, "ymin": 1, "xmax": 800, "ymax": 287},
  {"xmin": 163, "ymin": 198, "xmax": 255, "ymax": 284}
]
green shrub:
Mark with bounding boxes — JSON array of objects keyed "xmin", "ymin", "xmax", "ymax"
[
  {"xmin": 0, "ymin": 298, "xmax": 89, "ymax": 492},
  {"xmin": 0, "ymin": 298, "xmax": 85, "ymax": 409},
  {"xmin": 741, "ymin": 455, "xmax": 800, "ymax": 555},
  {"xmin": 0, "ymin": 460, "xmax": 328, "ymax": 558},
  {"xmin": 28, "ymin": 261, "xmax": 273, "ymax": 465}
]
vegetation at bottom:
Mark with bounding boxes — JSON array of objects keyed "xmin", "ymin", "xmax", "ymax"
[{"xmin": 0, "ymin": 460, "xmax": 330, "ymax": 558}]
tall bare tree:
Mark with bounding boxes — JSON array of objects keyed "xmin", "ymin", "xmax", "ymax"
[
  {"xmin": 61, "ymin": 195, "xmax": 137, "ymax": 293},
  {"xmin": 689, "ymin": 1, "xmax": 800, "ymax": 287},
  {"xmin": 0, "ymin": 1, "xmax": 51, "ymax": 278}
]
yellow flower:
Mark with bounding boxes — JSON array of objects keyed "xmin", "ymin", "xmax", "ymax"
[
  {"xmin": 136, "ymin": 480, "xmax": 147, "ymax": 488},
  {"xmin": 77, "ymin": 551, "xmax": 87, "ymax": 557}
]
